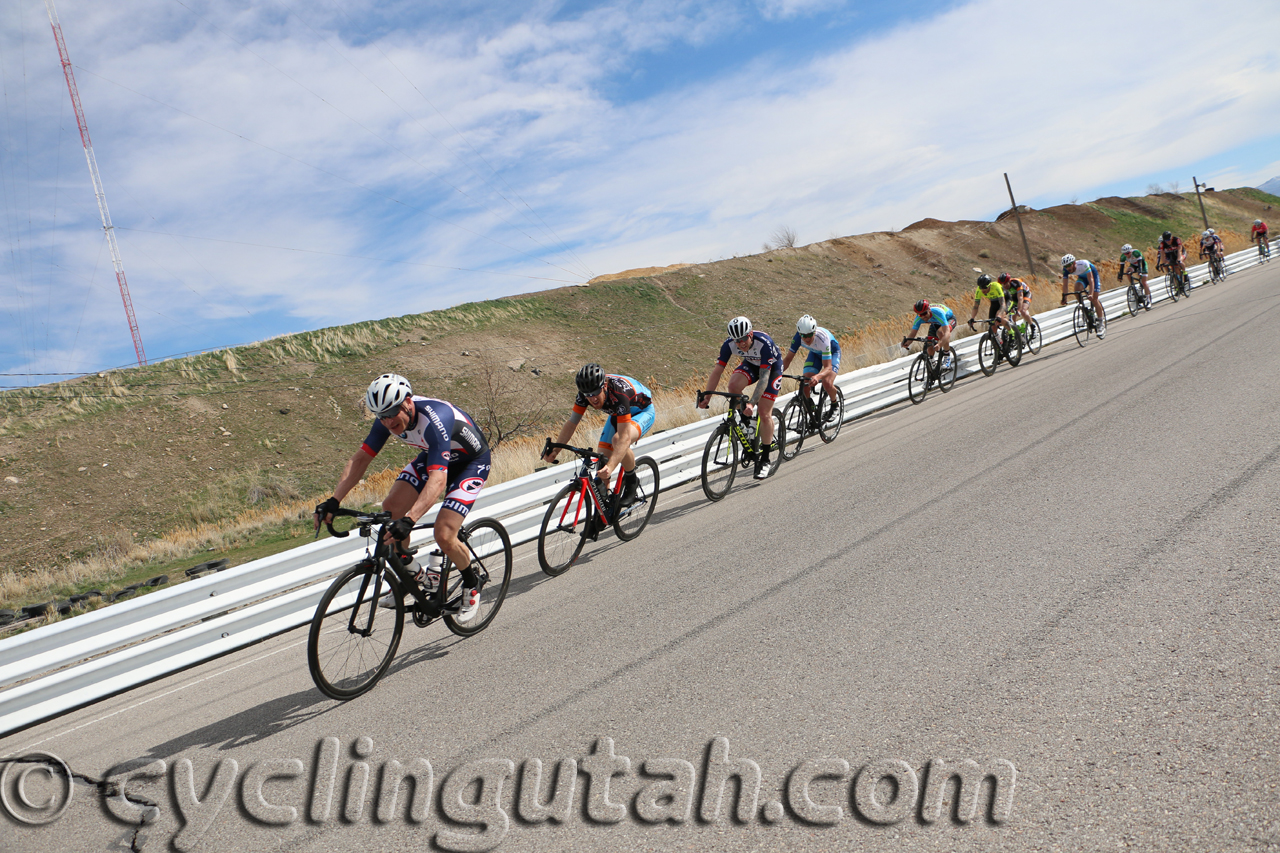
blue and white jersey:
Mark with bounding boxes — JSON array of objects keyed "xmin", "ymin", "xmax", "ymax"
[
  {"xmin": 788, "ymin": 327, "xmax": 840, "ymax": 360},
  {"xmin": 716, "ymin": 331, "xmax": 782, "ymax": 370},
  {"xmin": 911, "ymin": 304, "xmax": 956, "ymax": 332},
  {"xmin": 1066, "ymin": 260, "xmax": 1099, "ymax": 282},
  {"xmin": 361, "ymin": 396, "xmax": 488, "ymax": 471}
]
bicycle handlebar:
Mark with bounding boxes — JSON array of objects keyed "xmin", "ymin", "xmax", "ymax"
[
  {"xmin": 318, "ymin": 506, "xmax": 433, "ymax": 539},
  {"xmin": 902, "ymin": 336, "xmax": 937, "ymax": 345},
  {"xmin": 541, "ymin": 437, "xmax": 606, "ymax": 462},
  {"xmin": 696, "ymin": 390, "xmax": 748, "ymax": 406}
]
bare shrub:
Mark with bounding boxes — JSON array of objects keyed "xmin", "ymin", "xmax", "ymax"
[
  {"xmin": 767, "ymin": 225, "xmax": 798, "ymax": 250},
  {"xmin": 472, "ymin": 356, "xmax": 552, "ymax": 449}
]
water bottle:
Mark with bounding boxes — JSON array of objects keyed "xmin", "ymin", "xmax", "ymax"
[{"xmin": 423, "ymin": 549, "xmax": 443, "ymax": 593}]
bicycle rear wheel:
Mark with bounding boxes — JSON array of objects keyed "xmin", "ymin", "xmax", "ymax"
[
  {"xmin": 308, "ymin": 562, "xmax": 404, "ymax": 700},
  {"xmin": 939, "ymin": 350, "xmax": 958, "ymax": 392},
  {"xmin": 907, "ymin": 353, "xmax": 931, "ymax": 404},
  {"xmin": 817, "ymin": 386, "xmax": 845, "ymax": 444},
  {"xmin": 700, "ymin": 424, "xmax": 737, "ymax": 500},
  {"xmin": 613, "ymin": 456, "xmax": 659, "ymax": 541},
  {"xmin": 1026, "ymin": 319, "xmax": 1042, "ymax": 354},
  {"xmin": 1003, "ymin": 326, "xmax": 1023, "ymax": 367},
  {"xmin": 764, "ymin": 411, "xmax": 784, "ymax": 477},
  {"xmin": 1072, "ymin": 304, "xmax": 1090, "ymax": 346},
  {"xmin": 444, "ymin": 517, "xmax": 513, "ymax": 637},
  {"xmin": 538, "ymin": 483, "xmax": 588, "ymax": 576},
  {"xmin": 978, "ymin": 331, "xmax": 998, "ymax": 376},
  {"xmin": 780, "ymin": 399, "xmax": 806, "ymax": 461}
]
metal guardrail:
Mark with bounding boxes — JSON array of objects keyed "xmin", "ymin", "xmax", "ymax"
[{"xmin": 0, "ymin": 240, "xmax": 1272, "ymax": 736}]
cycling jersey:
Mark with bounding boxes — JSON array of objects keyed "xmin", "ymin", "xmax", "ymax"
[
  {"xmin": 788, "ymin": 327, "xmax": 840, "ymax": 360},
  {"xmin": 573, "ymin": 374, "xmax": 653, "ymax": 423},
  {"xmin": 1200, "ymin": 236, "xmax": 1223, "ymax": 255},
  {"xmin": 717, "ymin": 331, "xmax": 783, "ymax": 373},
  {"xmin": 1253, "ymin": 222, "xmax": 1269, "ymax": 239},
  {"xmin": 1158, "ymin": 238, "xmax": 1184, "ymax": 265},
  {"xmin": 1120, "ymin": 251, "xmax": 1148, "ymax": 276},
  {"xmin": 974, "ymin": 282, "xmax": 1005, "ymax": 302},
  {"xmin": 1003, "ymin": 277, "xmax": 1031, "ymax": 299},
  {"xmin": 362, "ymin": 396, "xmax": 489, "ymax": 472},
  {"xmin": 911, "ymin": 304, "xmax": 956, "ymax": 333}
]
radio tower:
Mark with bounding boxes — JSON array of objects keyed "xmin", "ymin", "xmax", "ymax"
[{"xmin": 44, "ymin": 0, "xmax": 146, "ymax": 366}]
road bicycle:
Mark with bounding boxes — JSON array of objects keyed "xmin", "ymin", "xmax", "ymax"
[
  {"xmin": 1157, "ymin": 259, "xmax": 1189, "ymax": 302},
  {"xmin": 972, "ymin": 318, "xmax": 1022, "ymax": 376},
  {"xmin": 1010, "ymin": 316, "xmax": 1042, "ymax": 356},
  {"xmin": 308, "ymin": 509, "xmax": 513, "ymax": 700},
  {"xmin": 1257, "ymin": 236, "xmax": 1272, "ymax": 263},
  {"xmin": 778, "ymin": 373, "xmax": 845, "ymax": 461},
  {"xmin": 903, "ymin": 336, "xmax": 958, "ymax": 404},
  {"xmin": 537, "ymin": 439, "xmax": 659, "ymax": 576},
  {"xmin": 1121, "ymin": 266, "xmax": 1152, "ymax": 315},
  {"xmin": 696, "ymin": 390, "xmax": 785, "ymax": 501},
  {"xmin": 1070, "ymin": 290, "xmax": 1103, "ymax": 347},
  {"xmin": 1202, "ymin": 250, "xmax": 1226, "ymax": 284}
]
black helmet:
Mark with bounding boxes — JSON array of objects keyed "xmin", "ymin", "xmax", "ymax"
[
  {"xmin": 575, "ymin": 363, "xmax": 606, "ymax": 395},
  {"xmin": 1162, "ymin": 231, "xmax": 1172, "ymax": 242},
  {"xmin": 914, "ymin": 299, "xmax": 930, "ymax": 315},
  {"xmin": 976, "ymin": 273, "xmax": 993, "ymax": 288}
]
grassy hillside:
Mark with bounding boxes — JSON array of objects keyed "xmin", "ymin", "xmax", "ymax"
[{"xmin": 1, "ymin": 186, "xmax": 1274, "ymax": 612}]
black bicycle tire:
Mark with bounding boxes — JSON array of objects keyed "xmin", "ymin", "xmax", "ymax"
[
  {"xmin": 700, "ymin": 424, "xmax": 737, "ymax": 501},
  {"xmin": 1073, "ymin": 304, "xmax": 1090, "ymax": 346},
  {"xmin": 308, "ymin": 562, "xmax": 404, "ymax": 700},
  {"xmin": 613, "ymin": 457, "xmax": 660, "ymax": 541},
  {"xmin": 817, "ymin": 386, "xmax": 845, "ymax": 444},
  {"xmin": 780, "ymin": 398, "xmax": 806, "ymax": 460},
  {"xmin": 537, "ymin": 483, "xmax": 588, "ymax": 576},
  {"xmin": 443, "ymin": 517, "xmax": 513, "ymax": 637},
  {"xmin": 763, "ymin": 411, "xmax": 785, "ymax": 478},
  {"xmin": 1004, "ymin": 325, "xmax": 1023, "ymax": 367},
  {"xmin": 1026, "ymin": 320, "xmax": 1042, "ymax": 354},
  {"xmin": 939, "ymin": 349, "xmax": 958, "ymax": 392},
  {"xmin": 978, "ymin": 331, "xmax": 997, "ymax": 376},
  {"xmin": 907, "ymin": 352, "xmax": 930, "ymax": 404},
  {"xmin": 1127, "ymin": 285, "xmax": 1140, "ymax": 317}
]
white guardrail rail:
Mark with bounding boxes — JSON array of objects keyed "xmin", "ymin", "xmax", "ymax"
[{"xmin": 0, "ymin": 240, "xmax": 1273, "ymax": 735}]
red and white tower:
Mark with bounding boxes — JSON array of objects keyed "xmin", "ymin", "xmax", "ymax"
[{"xmin": 44, "ymin": 0, "xmax": 146, "ymax": 366}]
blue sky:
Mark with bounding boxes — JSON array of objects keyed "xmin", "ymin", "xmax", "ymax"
[{"xmin": 2, "ymin": 0, "xmax": 1278, "ymax": 382}]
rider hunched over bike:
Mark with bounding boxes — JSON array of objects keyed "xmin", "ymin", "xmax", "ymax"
[
  {"xmin": 780, "ymin": 314, "xmax": 842, "ymax": 416},
  {"xmin": 315, "ymin": 373, "xmax": 492, "ymax": 621},
  {"xmin": 1059, "ymin": 253, "xmax": 1106, "ymax": 336},
  {"xmin": 543, "ymin": 364, "xmax": 655, "ymax": 507},
  {"xmin": 1157, "ymin": 231, "xmax": 1190, "ymax": 297},
  {"xmin": 1254, "ymin": 219, "xmax": 1270, "ymax": 256},
  {"xmin": 967, "ymin": 273, "xmax": 1007, "ymax": 334},
  {"xmin": 699, "ymin": 316, "xmax": 783, "ymax": 479},
  {"xmin": 901, "ymin": 299, "xmax": 957, "ymax": 367},
  {"xmin": 998, "ymin": 273, "xmax": 1035, "ymax": 335},
  {"xmin": 1118, "ymin": 243, "xmax": 1151, "ymax": 304}
]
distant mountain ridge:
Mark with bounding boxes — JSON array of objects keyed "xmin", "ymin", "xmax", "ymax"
[{"xmin": 1258, "ymin": 176, "xmax": 1280, "ymax": 196}]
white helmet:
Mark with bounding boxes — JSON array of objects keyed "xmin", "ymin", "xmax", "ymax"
[
  {"xmin": 1120, "ymin": 244, "xmax": 1133, "ymax": 253},
  {"xmin": 796, "ymin": 314, "xmax": 818, "ymax": 336},
  {"xmin": 1061, "ymin": 253, "xmax": 1076, "ymax": 269},
  {"xmin": 1202, "ymin": 230, "xmax": 1211, "ymax": 238},
  {"xmin": 1257, "ymin": 219, "xmax": 1264, "ymax": 225},
  {"xmin": 366, "ymin": 373, "xmax": 413, "ymax": 417},
  {"xmin": 1207, "ymin": 228, "xmax": 1215, "ymax": 235},
  {"xmin": 727, "ymin": 316, "xmax": 752, "ymax": 340}
]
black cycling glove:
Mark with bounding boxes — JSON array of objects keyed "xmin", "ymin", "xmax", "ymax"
[
  {"xmin": 390, "ymin": 517, "xmax": 415, "ymax": 541},
  {"xmin": 316, "ymin": 496, "xmax": 340, "ymax": 517}
]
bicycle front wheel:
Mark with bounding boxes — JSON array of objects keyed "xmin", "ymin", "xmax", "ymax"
[
  {"xmin": 443, "ymin": 517, "xmax": 512, "ymax": 637},
  {"xmin": 701, "ymin": 424, "xmax": 738, "ymax": 501},
  {"xmin": 907, "ymin": 353, "xmax": 931, "ymax": 404},
  {"xmin": 613, "ymin": 456, "xmax": 659, "ymax": 541},
  {"xmin": 1127, "ymin": 285, "xmax": 1140, "ymax": 317},
  {"xmin": 978, "ymin": 332, "xmax": 998, "ymax": 376},
  {"xmin": 1072, "ymin": 304, "xmax": 1090, "ymax": 346},
  {"xmin": 780, "ymin": 399, "xmax": 806, "ymax": 461},
  {"xmin": 308, "ymin": 562, "xmax": 404, "ymax": 700},
  {"xmin": 817, "ymin": 386, "xmax": 845, "ymax": 444},
  {"xmin": 538, "ymin": 483, "xmax": 588, "ymax": 576},
  {"xmin": 1026, "ymin": 319, "xmax": 1042, "ymax": 354},
  {"xmin": 1166, "ymin": 274, "xmax": 1180, "ymax": 302}
]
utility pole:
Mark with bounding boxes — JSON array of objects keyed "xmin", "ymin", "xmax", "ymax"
[
  {"xmin": 45, "ymin": 0, "xmax": 146, "ymax": 366},
  {"xmin": 1192, "ymin": 177, "xmax": 1211, "ymax": 231},
  {"xmin": 1004, "ymin": 173, "xmax": 1037, "ymax": 280}
]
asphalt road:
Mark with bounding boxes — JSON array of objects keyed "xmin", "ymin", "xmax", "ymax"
[{"xmin": 4, "ymin": 262, "xmax": 1279, "ymax": 853}]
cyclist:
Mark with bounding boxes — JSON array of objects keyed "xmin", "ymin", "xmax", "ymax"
[
  {"xmin": 780, "ymin": 314, "xmax": 842, "ymax": 414},
  {"xmin": 1059, "ymin": 254, "xmax": 1107, "ymax": 336},
  {"xmin": 543, "ymin": 364, "xmax": 655, "ymax": 506},
  {"xmin": 1156, "ymin": 231, "xmax": 1190, "ymax": 297},
  {"xmin": 1117, "ymin": 243, "xmax": 1151, "ymax": 304},
  {"xmin": 998, "ymin": 273, "xmax": 1035, "ymax": 335},
  {"xmin": 315, "ymin": 373, "xmax": 491, "ymax": 620},
  {"xmin": 1254, "ymin": 219, "xmax": 1271, "ymax": 255},
  {"xmin": 901, "ymin": 299, "xmax": 957, "ymax": 368},
  {"xmin": 966, "ymin": 273, "xmax": 1007, "ymax": 335},
  {"xmin": 698, "ymin": 316, "xmax": 782, "ymax": 479}
]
